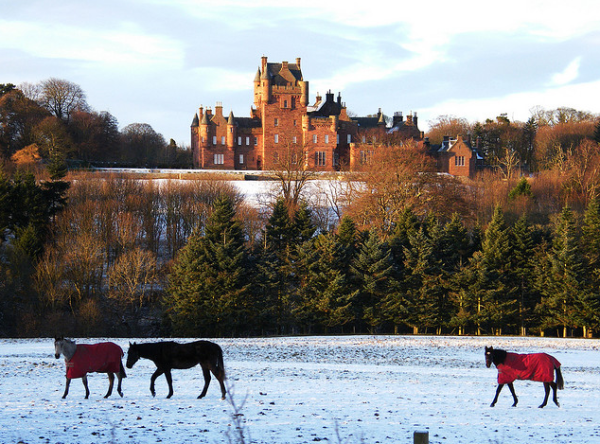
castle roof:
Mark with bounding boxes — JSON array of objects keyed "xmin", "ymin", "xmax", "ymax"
[
  {"xmin": 264, "ymin": 61, "xmax": 303, "ymax": 85},
  {"xmin": 191, "ymin": 113, "xmax": 199, "ymax": 127}
]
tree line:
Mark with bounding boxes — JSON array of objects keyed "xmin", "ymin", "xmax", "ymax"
[
  {"xmin": 0, "ymin": 80, "xmax": 190, "ymax": 167},
  {"xmin": 1, "ymin": 166, "xmax": 600, "ymax": 338}
]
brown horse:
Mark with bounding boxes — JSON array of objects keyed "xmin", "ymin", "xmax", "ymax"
[
  {"xmin": 485, "ymin": 346, "xmax": 564, "ymax": 408},
  {"xmin": 54, "ymin": 338, "xmax": 126, "ymax": 399},
  {"xmin": 126, "ymin": 340, "xmax": 226, "ymax": 399}
]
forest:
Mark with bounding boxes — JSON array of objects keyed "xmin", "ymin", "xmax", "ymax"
[{"xmin": 1, "ymin": 79, "xmax": 600, "ymax": 338}]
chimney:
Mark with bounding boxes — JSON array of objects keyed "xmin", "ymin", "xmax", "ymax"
[
  {"xmin": 261, "ymin": 56, "xmax": 268, "ymax": 72},
  {"xmin": 215, "ymin": 102, "xmax": 223, "ymax": 118},
  {"xmin": 413, "ymin": 111, "xmax": 418, "ymax": 126},
  {"xmin": 296, "ymin": 57, "xmax": 301, "ymax": 69},
  {"xmin": 282, "ymin": 60, "xmax": 288, "ymax": 70}
]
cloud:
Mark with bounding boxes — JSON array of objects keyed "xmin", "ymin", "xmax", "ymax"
[{"xmin": 550, "ymin": 57, "xmax": 581, "ymax": 86}]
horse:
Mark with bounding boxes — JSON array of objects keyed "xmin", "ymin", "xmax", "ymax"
[
  {"xmin": 126, "ymin": 340, "xmax": 226, "ymax": 400},
  {"xmin": 54, "ymin": 338, "xmax": 126, "ymax": 399},
  {"xmin": 485, "ymin": 346, "xmax": 564, "ymax": 408}
]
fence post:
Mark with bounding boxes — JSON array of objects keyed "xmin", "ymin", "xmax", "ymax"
[{"xmin": 414, "ymin": 430, "xmax": 429, "ymax": 444}]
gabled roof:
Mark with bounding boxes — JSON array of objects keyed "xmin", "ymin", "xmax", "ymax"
[{"xmin": 264, "ymin": 61, "xmax": 303, "ymax": 86}]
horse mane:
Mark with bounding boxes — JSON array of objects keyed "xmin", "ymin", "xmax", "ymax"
[
  {"xmin": 55, "ymin": 337, "xmax": 77, "ymax": 360},
  {"xmin": 492, "ymin": 348, "xmax": 508, "ymax": 364}
]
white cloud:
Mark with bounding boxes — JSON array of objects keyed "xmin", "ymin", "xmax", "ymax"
[
  {"xmin": 0, "ymin": 20, "xmax": 183, "ymax": 66},
  {"xmin": 550, "ymin": 57, "xmax": 581, "ymax": 86}
]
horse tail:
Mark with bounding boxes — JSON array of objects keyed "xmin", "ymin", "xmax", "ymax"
[
  {"xmin": 215, "ymin": 344, "xmax": 226, "ymax": 381},
  {"xmin": 120, "ymin": 360, "xmax": 127, "ymax": 378},
  {"xmin": 555, "ymin": 365, "xmax": 564, "ymax": 390}
]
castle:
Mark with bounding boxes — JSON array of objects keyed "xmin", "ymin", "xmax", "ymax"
[{"xmin": 190, "ymin": 56, "xmax": 423, "ymax": 172}]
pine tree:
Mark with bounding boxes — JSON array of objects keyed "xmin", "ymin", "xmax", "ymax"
[
  {"xmin": 166, "ymin": 195, "xmax": 252, "ymax": 336},
  {"xmin": 510, "ymin": 214, "xmax": 537, "ymax": 335},
  {"xmin": 294, "ymin": 233, "xmax": 352, "ymax": 333},
  {"xmin": 400, "ymin": 226, "xmax": 445, "ymax": 334},
  {"xmin": 255, "ymin": 198, "xmax": 295, "ymax": 334},
  {"xmin": 539, "ymin": 206, "xmax": 595, "ymax": 337},
  {"xmin": 349, "ymin": 229, "xmax": 396, "ymax": 333},
  {"xmin": 474, "ymin": 206, "xmax": 518, "ymax": 334}
]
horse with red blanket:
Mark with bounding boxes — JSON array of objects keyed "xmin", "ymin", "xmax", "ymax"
[
  {"xmin": 485, "ymin": 346, "xmax": 564, "ymax": 408},
  {"xmin": 54, "ymin": 338, "xmax": 126, "ymax": 399}
]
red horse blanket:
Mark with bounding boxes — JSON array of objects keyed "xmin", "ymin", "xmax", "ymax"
[
  {"xmin": 65, "ymin": 343, "xmax": 123, "ymax": 379},
  {"xmin": 497, "ymin": 352, "xmax": 560, "ymax": 384}
]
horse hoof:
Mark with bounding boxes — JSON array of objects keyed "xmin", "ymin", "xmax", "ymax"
[{"xmin": 119, "ymin": 392, "xmax": 124, "ymax": 398}]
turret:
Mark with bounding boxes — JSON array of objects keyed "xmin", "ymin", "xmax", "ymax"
[
  {"xmin": 300, "ymin": 80, "xmax": 309, "ymax": 107},
  {"xmin": 261, "ymin": 63, "xmax": 271, "ymax": 103},
  {"xmin": 227, "ymin": 111, "xmax": 235, "ymax": 149}
]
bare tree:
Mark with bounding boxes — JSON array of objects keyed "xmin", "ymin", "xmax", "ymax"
[
  {"xmin": 39, "ymin": 78, "xmax": 89, "ymax": 123},
  {"xmin": 263, "ymin": 134, "xmax": 317, "ymax": 211},
  {"xmin": 107, "ymin": 248, "xmax": 158, "ymax": 310}
]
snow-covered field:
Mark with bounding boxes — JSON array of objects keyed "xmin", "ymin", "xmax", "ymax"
[{"xmin": 2, "ymin": 336, "xmax": 599, "ymax": 444}]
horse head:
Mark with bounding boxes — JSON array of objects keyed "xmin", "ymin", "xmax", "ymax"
[
  {"xmin": 126, "ymin": 342, "xmax": 140, "ymax": 369},
  {"xmin": 485, "ymin": 346, "xmax": 494, "ymax": 368},
  {"xmin": 485, "ymin": 346, "xmax": 507, "ymax": 368},
  {"xmin": 55, "ymin": 338, "xmax": 76, "ymax": 360}
]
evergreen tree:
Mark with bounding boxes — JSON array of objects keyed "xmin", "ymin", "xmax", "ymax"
[
  {"xmin": 473, "ymin": 206, "xmax": 518, "ymax": 334},
  {"xmin": 400, "ymin": 226, "xmax": 445, "ymax": 334},
  {"xmin": 294, "ymin": 233, "xmax": 352, "ymax": 333},
  {"xmin": 348, "ymin": 229, "xmax": 396, "ymax": 333},
  {"xmin": 166, "ymin": 195, "xmax": 252, "ymax": 336},
  {"xmin": 255, "ymin": 198, "xmax": 295, "ymax": 334},
  {"xmin": 538, "ymin": 206, "xmax": 595, "ymax": 336},
  {"xmin": 593, "ymin": 119, "xmax": 600, "ymax": 144},
  {"xmin": 510, "ymin": 214, "xmax": 537, "ymax": 335}
]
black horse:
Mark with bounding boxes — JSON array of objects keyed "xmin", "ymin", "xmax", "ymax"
[
  {"xmin": 485, "ymin": 346, "xmax": 564, "ymax": 408},
  {"xmin": 126, "ymin": 340, "xmax": 226, "ymax": 399}
]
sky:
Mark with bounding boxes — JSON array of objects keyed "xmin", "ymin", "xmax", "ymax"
[{"xmin": 2, "ymin": 0, "xmax": 600, "ymax": 147}]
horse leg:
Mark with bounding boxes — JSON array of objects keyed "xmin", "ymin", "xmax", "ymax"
[
  {"xmin": 62, "ymin": 377, "xmax": 71, "ymax": 399},
  {"xmin": 507, "ymin": 383, "xmax": 518, "ymax": 407},
  {"xmin": 149, "ymin": 369, "xmax": 164, "ymax": 397},
  {"xmin": 539, "ymin": 382, "xmax": 551, "ymax": 408},
  {"xmin": 490, "ymin": 383, "xmax": 504, "ymax": 407},
  {"xmin": 104, "ymin": 372, "xmax": 115, "ymax": 398},
  {"xmin": 212, "ymin": 367, "xmax": 226, "ymax": 400},
  {"xmin": 82, "ymin": 375, "xmax": 90, "ymax": 399},
  {"xmin": 198, "ymin": 366, "xmax": 211, "ymax": 399},
  {"xmin": 551, "ymin": 382, "xmax": 560, "ymax": 407},
  {"xmin": 116, "ymin": 372, "xmax": 124, "ymax": 398},
  {"xmin": 164, "ymin": 370, "xmax": 174, "ymax": 398}
]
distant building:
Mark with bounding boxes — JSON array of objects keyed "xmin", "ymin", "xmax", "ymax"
[
  {"xmin": 190, "ymin": 56, "xmax": 422, "ymax": 172},
  {"xmin": 427, "ymin": 135, "xmax": 484, "ymax": 179}
]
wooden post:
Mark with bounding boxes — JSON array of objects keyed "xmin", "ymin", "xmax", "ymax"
[{"xmin": 414, "ymin": 431, "xmax": 429, "ymax": 444}]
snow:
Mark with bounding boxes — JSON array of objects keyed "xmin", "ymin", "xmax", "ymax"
[{"xmin": 2, "ymin": 336, "xmax": 599, "ymax": 444}]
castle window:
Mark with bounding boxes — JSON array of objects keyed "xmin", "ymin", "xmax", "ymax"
[
  {"xmin": 213, "ymin": 136, "xmax": 217, "ymax": 145},
  {"xmin": 313, "ymin": 135, "xmax": 317, "ymax": 144},
  {"xmin": 239, "ymin": 154, "xmax": 244, "ymax": 164},
  {"xmin": 238, "ymin": 136, "xmax": 242, "ymax": 145},
  {"xmin": 214, "ymin": 154, "xmax": 224, "ymax": 165},
  {"xmin": 253, "ymin": 137, "xmax": 258, "ymax": 145},
  {"xmin": 360, "ymin": 150, "xmax": 373, "ymax": 165},
  {"xmin": 325, "ymin": 135, "xmax": 329, "ymax": 144},
  {"xmin": 315, "ymin": 151, "xmax": 326, "ymax": 166},
  {"xmin": 283, "ymin": 100, "xmax": 288, "ymax": 108},
  {"xmin": 221, "ymin": 136, "xmax": 225, "ymax": 145},
  {"xmin": 362, "ymin": 136, "xmax": 366, "ymax": 143},
  {"xmin": 347, "ymin": 134, "xmax": 352, "ymax": 144},
  {"xmin": 246, "ymin": 137, "xmax": 250, "ymax": 145},
  {"xmin": 274, "ymin": 118, "xmax": 279, "ymax": 127},
  {"xmin": 455, "ymin": 155, "xmax": 465, "ymax": 166},
  {"xmin": 293, "ymin": 120, "xmax": 297, "ymax": 126},
  {"xmin": 337, "ymin": 134, "xmax": 340, "ymax": 144},
  {"xmin": 274, "ymin": 134, "xmax": 279, "ymax": 144},
  {"xmin": 293, "ymin": 136, "xmax": 297, "ymax": 144}
]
